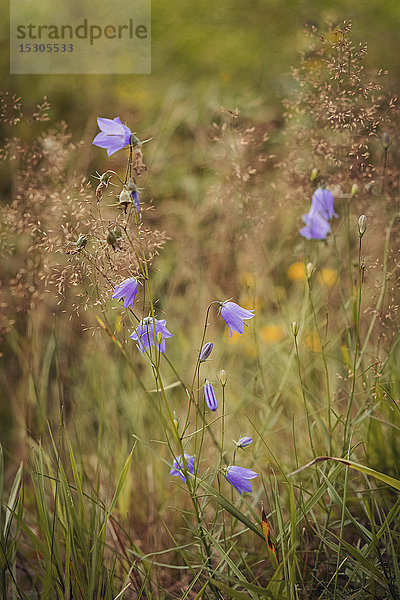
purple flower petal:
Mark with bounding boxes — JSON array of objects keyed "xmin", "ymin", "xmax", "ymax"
[
  {"xmin": 225, "ymin": 465, "xmax": 258, "ymax": 494},
  {"xmin": 170, "ymin": 454, "xmax": 197, "ymax": 482},
  {"xmin": 220, "ymin": 301, "xmax": 255, "ymax": 337},
  {"xmin": 310, "ymin": 188, "xmax": 338, "ymax": 221},
  {"xmin": 300, "ymin": 212, "xmax": 331, "ymax": 240},
  {"xmin": 237, "ymin": 437, "xmax": 253, "ymax": 448},
  {"xmin": 130, "ymin": 317, "xmax": 173, "ymax": 354},
  {"xmin": 93, "ymin": 116, "xmax": 132, "ymax": 156},
  {"xmin": 112, "ymin": 277, "xmax": 139, "ymax": 309},
  {"xmin": 204, "ymin": 380, "xmax": 217, "ymax": 411}
]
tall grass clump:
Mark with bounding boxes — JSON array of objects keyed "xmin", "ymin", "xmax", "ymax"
[{"xmin": 0, "ymin": 22, "xmax": 399, "ymax": 599}]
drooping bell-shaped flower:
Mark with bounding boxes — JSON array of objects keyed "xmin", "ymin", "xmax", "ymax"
[
  {"xmin": 300, "ymin": 211, "xmax": 331, "ymax": 240},
  {"xmin": 130, "ymin": 317, "xmax": 173, "ymax": 354},
  {"xmin": 220, "ymin": 301, "xmax": 255, "ymax": 337},
  {"xmin": 309, "ymin": 187, "xmax": 338, "ymax": 221},
  {"xmin": 112, "ymin": 277, "xmax": 139, "ymax": 308},
  {"xmin": 169, "ymin": 454, "xmax": 197, "ymax": 482},
  {"xmin": 225, "ymin": 465, "xmax": 258, "ymax": 494}
]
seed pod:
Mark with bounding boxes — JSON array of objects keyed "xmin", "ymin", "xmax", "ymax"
[
  {"xmin": 134, "ymin": 146, "xmax": 147, "ymax": 175},
  {"xmin": 96, "ymin": 182, "xmax": 105, "ymax": 200},
  {"xmin": 118, "ymin": 188, "xmax": 131, "ymax": 213},
  {"xmin": 291, "ymin": 321, "xmax": 299, "ymax": 337}
]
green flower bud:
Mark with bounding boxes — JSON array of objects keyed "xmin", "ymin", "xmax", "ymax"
[
  {"xmin": 75, "ymin": 234, "xmax": 87, "ymax": 249},
  {"xmin": 291, "ymin": 321, "xmax": 299, "ymax": 337},
  {"xmin": 358, "ymin": 215, "xmax": 367, "ymax": 237},
  {"xmin": 351, "ymin": 183, "xmax": 359, "ymax": 197},
  {"xmin": 306, "ymin": 262, "xmax": 314, "ymax": 280},
  {"xmin": 218, "ymin": 369, "xmax": 227, "ymax": 387},
  {"xmin": 382, "ymin": 132, "xmax": 390, "ymax": 150}
]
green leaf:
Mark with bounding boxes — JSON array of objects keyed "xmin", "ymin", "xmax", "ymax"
[{"xmin": 288, "ymin": 456, "xmax": 400, "ymax": 491}]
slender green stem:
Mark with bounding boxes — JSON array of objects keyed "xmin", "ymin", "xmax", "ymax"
[
  {"xmin": 294, "ymin": 335, "xmax": 316, "ymax": 459},
  {"xmin": 307, "ymin": 278, "xmax": 332, "ymax": 453},
  {"xmin": 343, "ymin": 234, "xmax": 362, "ymax": 449}
]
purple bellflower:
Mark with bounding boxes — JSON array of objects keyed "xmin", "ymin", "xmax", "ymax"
[
  {"xmin": 300, "ymin": 187, "xmax": 338, "ymax": 240},
  {"xmin": 220, "ymin": 301, "xmax": 255, "ymax": 337},
  {"xmin": 300, "ymin": 212, "xmax": 331, "ymax": 240},
  {"xmin": 112, "ymin": 277, "xmax": 139, "ymax": 308},
  {"xmin": 169, "ymin": 454, "xmax": 197, "ymax": 482},
  {"xmin": 225, "ymin": 465, "xmax": 258, "ymax": 494},
  {"xmin": 309, "ymin": 188, "xmax": 338, "ymax": 221},
  {"xmin": 92, "ymin": 117, "xmax": 132, "ymax": 156},
  {"xmin": 204, "ymin": 380, "xmax": 217, "ymax": 411},
  {"xmin": 236, "ymin": 437, "xmax": 253, "ymax": 448},
  {"xmin": 130, "ymin": 317, "xmax": 173, "ymax": 354}
]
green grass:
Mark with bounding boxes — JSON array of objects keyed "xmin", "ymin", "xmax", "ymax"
[{"xmin": 1, "ymin": 22, "xmax": 400, "ymax": 600}]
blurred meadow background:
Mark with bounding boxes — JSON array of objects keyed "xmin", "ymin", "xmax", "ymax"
[{"xmin": 1, "ymin": 1, "xmax": 400, "ymax": 598}]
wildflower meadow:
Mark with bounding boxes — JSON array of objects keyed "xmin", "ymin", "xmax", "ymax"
[{"xmin": 1, "ymin": 17, "xmax": 400, "ymax": 600}]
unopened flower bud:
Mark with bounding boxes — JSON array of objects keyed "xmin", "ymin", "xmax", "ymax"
[
  {"xmin": 358, "ymin": 215, "xmax": 367, "ymax": 236},
  {"xmin": 114, "ymin": 225, "xmax": 122, "ymax": 239},
  {"xmin": 382, "ymin": 132, "xmax": 390, "ymax": 150},
  {"xmin": 235, "ymin": 436, "xmax": 253, "ymax": 448},
  {"xmin": 291, "ymin": 321, "xmax": 299, "ymax": 337},
  {"xmin": 306, "ymin": 262, "xmax": 314, "ymax": 280},
  {"xmin": 218, "ymin": 369, "xmax": 227, "ymax": 387},
  {"xmin": 127, "ymin": 178, "xmax": 136, "ymax": 191},
  {"xmin": 351, "ymin": 183, "xmax": 359, "ymax": 197},
  {"xmin": 75, "ymin": 234, "xmax": 87, "ymax": 249},
  {"xmin": 106, "ymin": 229, "xmax": 118, "ymax": 246},
  {"xmin": 100, "ymin": 172, "xmax": 111, "ymax": 184},
  {"xmin": 173, "ymin": 412, "xmax": 180, "ymax": 433},
  {"xmin": 106, "ymin": 225, "xmax": 123, "ymax": 251},
  {"xmin": 199, "ymin": 342, "xmax": 213, "ymax": 362},
  {"xmin": 310, "ymin": 168, "xmax": 318, "ymax": 181}
]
